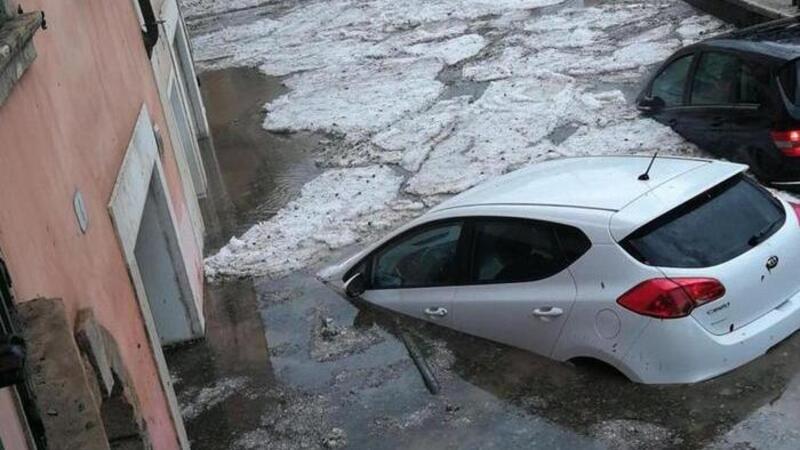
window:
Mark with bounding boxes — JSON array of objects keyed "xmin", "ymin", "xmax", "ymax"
[
  {"xmin": 470, "ymin": 220, "xmax": 582, "ymax": 284},
  {"xmin": 555, "ymin": 223, "xmax": 593, "ymax": 262},
  {"xmin": 779, "ymin": 61, "xmax": 799, "ymax": 106},
  {"xmin": 133, "ymin": 0, "xmax": 159, "ymax": 57},
  {"xmin": 739, "ymin": 64, "xmax": 762, "ymax": 104},
  {"xmin": 691, "ymin": 52, "xmax": 763, "ymax": 106},
  {"xmin": 622, "ymin": 176, "xmax": 786, "ymax": 268},
  {"xmin": 372, "ymin": 222, "xmax": 463, "ymax": 289},
  {"xmin": 651, "ymin": 54, "xmax": 694, "ymax": 106}
]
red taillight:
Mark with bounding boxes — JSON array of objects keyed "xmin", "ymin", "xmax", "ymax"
[
  {"xmin": 792, "ymin": 202, "xmax": 800, "ymax": 223},
  {"xmin": 771, "ymin": 130, "xmax": 800, "ymax": 157},
  {"xmin": 617, "ymin": 278, "xmax": 726, "ymax": 319}
]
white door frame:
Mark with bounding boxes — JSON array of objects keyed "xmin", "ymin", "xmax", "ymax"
[
  {"xmin": 161, "ymin": 0, "xmax": 209, "ymax": 196},
  {"xmin": 108, "ymin": 105, "xmax": 197, "ymax": 450}
]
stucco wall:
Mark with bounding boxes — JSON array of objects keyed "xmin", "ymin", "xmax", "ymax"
[{"xmin": 0, "ymin": 0, "xmax": 203, "ymax": 448}]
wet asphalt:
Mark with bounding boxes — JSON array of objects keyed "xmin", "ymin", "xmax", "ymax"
[{"xmin": 163, "ymin": 64, "xmax": 800, "ymax": 450}]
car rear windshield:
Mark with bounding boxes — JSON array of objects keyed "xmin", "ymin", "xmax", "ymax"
[
  {"xmin": 779, "ymin": 59, "xmax": 800, "ymax": 105},
  {"xmin": 621, "ymin": 176, "xmax": 786, "ymax": 268}
]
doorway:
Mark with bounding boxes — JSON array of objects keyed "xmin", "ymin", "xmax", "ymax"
[{"xmin": 134, "ymin": 169, "xmax": 200, "ymax": 345}]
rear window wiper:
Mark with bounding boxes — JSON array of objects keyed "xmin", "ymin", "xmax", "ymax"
[{"xmin": 748, "ymin": 218, "xmax": 783, "ymax": 247}]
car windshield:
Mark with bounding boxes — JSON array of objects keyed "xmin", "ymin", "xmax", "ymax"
[{"xmin": 621, "ymin": 175, "xmax": 786, "ymax": 268}]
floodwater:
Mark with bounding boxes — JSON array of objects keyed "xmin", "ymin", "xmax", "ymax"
[
  {"xmin": 197, "ymin": 67, "xmax": 323, "ymax": 252},
  {"xmin": 167, "ymin": 62, "xmax": 800, "ymax": 449}
]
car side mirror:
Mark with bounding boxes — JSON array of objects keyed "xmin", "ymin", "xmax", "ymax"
[
  {"xmin": 0, "ymin": 335, "xmax": 26, "ymax": 388},
  {"xmin": 637, "ymin": 96, "xmax": 665, "ymax": 114},
  {"xmin": 345, "ymin": 273, "xmax": 366, "ymax": 298}
]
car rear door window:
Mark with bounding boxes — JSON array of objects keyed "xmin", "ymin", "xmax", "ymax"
[
  {"xmin": 779, "ymin": 60, "xmax": 800, "ymax": 105},
  {"xmin": 691, "ymin": 52, "xmax": 764, "ymax": 106},
  {"xmin": 739, "ymin": 64, "xmax": 763, "ymax": 104},
  {"xmin": 651, "ymin": 54, "xmax": 694, "ymax": 106},
  {"xmin": 372, "ymin": 222, "xmax": 462, "ymax": 289},
  {"xmin": 622, "ymin": 176, "xmax": 786, "ymax": 268},
  {"xmin": 691, "ymin": 52, "xmax": 740, "ymax": 105},
  {"xmin": 470, "ymin": 220, "xmax": 587, "ymax": 284}
]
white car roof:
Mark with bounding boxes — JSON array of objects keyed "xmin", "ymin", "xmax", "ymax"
[
  {"xmin": 323, "ymin": 156, "xmax": 748, "ymax": 284},
  {"xmin": 432, "ymin": 156, "xmax": 745, "ymax": 216}
]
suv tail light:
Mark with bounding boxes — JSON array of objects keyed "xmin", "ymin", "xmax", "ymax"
[
  {"xmin": 617, "ymin": 278, "xmax": 726, "ymax": 319},
  {"xmin": 771, "ymin": 130, "xmax": 800, "ymax": 157}
]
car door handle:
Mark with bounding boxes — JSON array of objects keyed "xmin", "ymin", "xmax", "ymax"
[
  {"xmin": 532, "ymin": 307, "xmax": 563, "ymax": 318},
  {"xmin": 710, "ymin": 117, "xmax": 725, "ymax": 128},
  {"xmin": 424, "ymin": 307, "xmax": 448, "ymax": 318}
]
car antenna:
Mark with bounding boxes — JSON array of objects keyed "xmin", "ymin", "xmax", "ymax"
[{"xmin": 638, "ymin": 152, "xmax": 659, "ymax": 181}]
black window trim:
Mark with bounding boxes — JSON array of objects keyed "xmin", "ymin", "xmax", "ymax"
[
  {"xmin": 345, "ymin": 216, "xmax": 592, "ymax": 290},
  {"xmin": 620, "ymin": 173, "xmax": 786, "ymax": 268}
]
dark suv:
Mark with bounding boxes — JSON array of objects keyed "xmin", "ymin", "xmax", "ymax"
[{"xmin": 637, "ymin": 17, "xmax": 800, "ymax": 187}]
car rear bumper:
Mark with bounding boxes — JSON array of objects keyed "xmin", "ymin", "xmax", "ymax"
[
  {"xmin": 772, "ymin": 156, "xmax": 800, "ymax": 185},
  {"xmin": 619, "ymin": 288, "xmax": 800, "ymax": 384}
]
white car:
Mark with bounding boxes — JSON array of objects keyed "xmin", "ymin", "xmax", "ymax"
[{"xmin": 325, "ymin": 156, "xmax": 800, "ymax": 384}]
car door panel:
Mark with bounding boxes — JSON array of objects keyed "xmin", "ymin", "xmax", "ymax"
[
  {"xmin": 676, "ymin": 106, "xmax": 733, "ymax": 154},
  {"xmin": 451, "ymin": 271, "xmax": 578, "ymax": 356},
  {"xmin": 449, "ymin": 218, "xmax": 587, "ymax": 357},
  {"xmin": 363, "ymin": 287, "xmax": 455, "ymax": 328}
]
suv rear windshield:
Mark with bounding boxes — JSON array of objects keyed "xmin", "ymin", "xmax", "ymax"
[
  {"xmin": 779, "ymin": 60, "xmax": 800, "ymax": 105},
  {"xmin": 621, "ymin": 176, "xmax": 786, "ymax": 268}
]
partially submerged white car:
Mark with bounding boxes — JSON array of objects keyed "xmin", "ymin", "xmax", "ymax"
[{"xmin": 325, "ymin": 156, "xmax": 800, "ymax": 384}]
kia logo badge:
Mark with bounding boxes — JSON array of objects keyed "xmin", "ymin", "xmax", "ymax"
[{"xmin": 766, "ymin": 256, "xmax": 780, "ymax": 272}]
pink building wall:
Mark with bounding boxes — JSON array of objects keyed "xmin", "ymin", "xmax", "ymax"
[{"xmin": 0, "ymin": 0, "xmax": 204, "ymax": 448}]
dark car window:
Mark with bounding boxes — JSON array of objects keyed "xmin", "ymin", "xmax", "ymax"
[
  {"xmin": 372, "ymin": 222, "xmax": 462, "ymax": 289},
  {"xmin": 692, "ymin": 52, "xmax": 740, "ymax": 105},
  {"xmin": 622, "ymin": 176, "xmax": 786, "ymax": 268},
  {"xmin": 470, "ymin": 220, "xmax": 587, "ymax": 284},
  {"xmin": 555, "ymin": 223, "xmax": 593, "ymax": 261},
  {"xmin": 779, "ymin": 60, "xmax": 799, "ymax": 105},
  {"xmin": 739, "ymin": 64, "xmax": 763, "ymax": 104},
  {"xmin": 651, "ymin": 54, "xmax": 694, "ymax": 106}
]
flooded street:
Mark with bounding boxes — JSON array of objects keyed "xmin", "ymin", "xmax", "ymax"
[
  {"xmin": 167, "ymin": 62, "xmax": 800, "ymax": 449},
  {"xmin": 198, "ymin": 67, "xmax": 324, "ymax": 251},
  {"xmin": 167, "ymin": 0, "xmax": 800, "ymax": 448}
]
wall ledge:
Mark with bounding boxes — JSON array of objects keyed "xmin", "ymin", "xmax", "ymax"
[{"xmin": 0, "ymin": 12, "xmax": 42, "ymax": 107}]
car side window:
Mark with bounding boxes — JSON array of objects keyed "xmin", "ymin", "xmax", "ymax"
[
  {"xmin": 471, "ymin": 220, "xmax": 569, "ymax": 284},
  {"xmin": 691, "ymin": 52, "xmax": 738, "ymax": 105},
  {"xmin": 651, "ymin": 54, "xmax": 694, "ymax": 107},
  {"xmin": 371, "ymin": 222, "xmax": 462, "ymax": 289},
  {"xmin": 739, "ymin": 64, "xmax": 760, "ymax": 104}
]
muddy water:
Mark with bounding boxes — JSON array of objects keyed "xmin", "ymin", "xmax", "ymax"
[
  {"xmin": 170, "ymin": 265, "xmax": 800, "ymax": 449},
  {"xmin": 198, "ymin": 67, "xmax": 323, "ymax": 251}
]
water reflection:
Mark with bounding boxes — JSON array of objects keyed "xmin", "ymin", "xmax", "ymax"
[{"xmin": 198, "ymin": 67, "xmax": 323, "ymax": 252}]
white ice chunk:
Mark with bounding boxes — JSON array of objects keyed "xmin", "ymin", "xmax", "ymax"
[
  {"xmin": 407, "ymin": 72, "xmax": 577, "ymax": 196},
  {"xmin": 404, "ymin": 34, "xmax": 488, "ymax": 65},
  {"xmin": 204, "ymin": 166, "xmax": 405, "ymax": 279},
  {"xmin": 372, "ymin": 97, "xmax": 472, "ymax": 172},
  {"xmin": 264, "ymin": 58, "xmax": 444, "ymax": 137},
  {"xmin": 558, "ymin": 119, "xmax": 702, "ymax": 157},
  {"xmin": 676, "ymin": 15, "xmax": 729, "ymax": 44}
]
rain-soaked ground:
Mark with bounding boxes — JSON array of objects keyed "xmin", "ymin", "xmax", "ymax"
[{"xmin": 167, "ymin": 63, "xmax": 800, "ymax": 449}]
